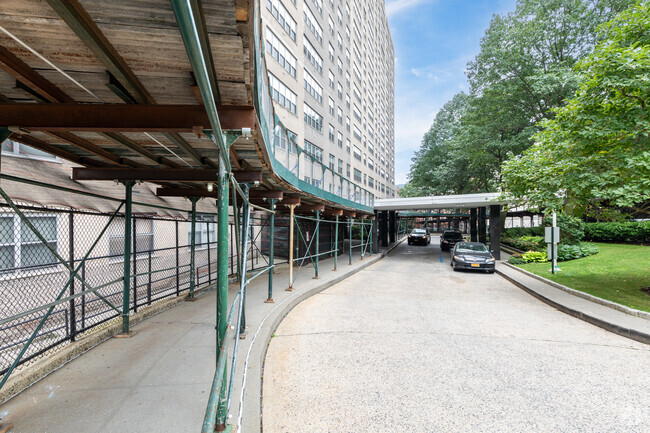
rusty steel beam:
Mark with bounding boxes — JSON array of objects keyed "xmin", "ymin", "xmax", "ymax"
[
  {"xmin": 156, "ymin": 187, "xmax": 216, "ymax": 198},
  {"xmin": 45, "ymin": 0, "xmax": 155, "ymax": 104},
  {"xmin": 342, "ymin": 210, "xmax": 357, "ymax": 218},
  {"xmin": 324, "ymin": 208, "xmax": 344, "ymax": 216},
  {"xmin": 249, "ymin": 190, "xmax": 283, "ymax": 200},
  {"xmin": 232, "ymin": 170, "xmax": 263, "ymax": 183},
  {"xmin": 279, "ymin": 197, "xmax": 301, "ymax": 206},
  {"xmin": 0, "ymin": 104, "xmax": 255, "ymax": 132},
  {"xmin": 10, "ymin": 133, "xmax": 111, "ymax": 167},
  {"xmin": 296, "ymin": 204, "xmax": 325, "ymax": 213},
  {"xmin": 72, "ymin": 168, "xmax": 220, "ymax": 181},
  {"xmin": 0, "ymin": 46, "xmax": 75, "ymax": 103}
]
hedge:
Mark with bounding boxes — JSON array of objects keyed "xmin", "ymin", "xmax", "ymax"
[
  {"xmin": 503, "ymin": 226, "xmax": 544, "ymax": 238},
  {"xmin": 583, "ymin": 221, "xmax": 650, "ymax": 243}
]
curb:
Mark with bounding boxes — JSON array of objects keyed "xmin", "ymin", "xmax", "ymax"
[
  {"xmin": 0, "ymin": 284, "xmax": 215, "ymax": 405},
  {"xmin": 496, "ymin": 265, "xmax": 650, "ymax": 345},
  {"xmin": 502, "ymin": 262, "xmax": 650, "ymax": 320}
]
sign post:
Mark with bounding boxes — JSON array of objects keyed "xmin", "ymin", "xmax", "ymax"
[{"xmin": 545, "ymin": 212, "xmax": 561, "ymax": 274}]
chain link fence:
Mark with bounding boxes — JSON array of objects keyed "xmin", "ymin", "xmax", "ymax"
[{"xmin": 0, "ymin": 185, "xmax": 273, "ymax": 381}]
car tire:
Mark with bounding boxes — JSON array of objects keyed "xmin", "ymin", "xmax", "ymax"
[
  {"xmin": 487, "ymin": 270, "xmax": 495, "ymax": 274},
  {"xmin": 452, "ymin": 264, "xmax": 458, "ymax": 272},
  {"xmin": 408, "ymin": 240, "xmax": 411, "ymax": 245}
]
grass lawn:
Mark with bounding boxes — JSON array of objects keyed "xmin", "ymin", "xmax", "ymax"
[{"xmin": 515, "ymin": 243, "xmax": 650, "ymax": 312}]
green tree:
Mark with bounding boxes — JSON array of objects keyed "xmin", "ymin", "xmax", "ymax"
[{"xmin": 502, "ymin": 1, "xmax": 650, "ymax": 217}]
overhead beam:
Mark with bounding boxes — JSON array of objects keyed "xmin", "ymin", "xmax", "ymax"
[
  {"xmin": 296, "ymin": 204, "xmax": 325, "ymax": 213},
  {"xmin": 279, "ymin": 197, "xmax": 300, "ymax": 206},
  {"xmin": 0, "ymin": 104, "xmax": 255, "ymax": 132},
  {"xmin": 324, "ymin": 209, "xmax": 344, "ymax": 216},
  {"xmin": 48, "ymin": 132, "xmax": 130, "ymax": 166},
  {"xmin": 73, "ymin": 168, "xmax": 220, "ymax": 181},
  {"xmin": 0, "ymin": 46, "xmax": 75, "ymax": 103},
  {"xmin": 249, "ymin": 190, "xmax": 283, "ymax": 200},
  {"xmin": 342, "ymin": 210, "xmax": 357, "ymax": 218},
  {"xmin": 156, "ymin": 187, "xmax": 216, "ymax": 198},
  {"xmin": 102, "ymin": 132, "xmax": 182, "ymax": 168},
  {"xmin": 10, "ymin": 133, "xmax": 110, "ymax": 167},
  {"xmin": 45, "ymin": 0, "xmax": 154, "ymax": 104},
  {"xmin": 232, "ymin": 170, "xmax": 263, "ymax": 183},
  {"xmin": 165, "ymin": 132, "xmax": 214, "ymax": 167}
]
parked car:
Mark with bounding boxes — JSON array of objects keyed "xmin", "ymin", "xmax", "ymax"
[
  {"xmin": 408, "ymin": 228, "xmax": 430, "ymax": 245},
  {"xmin": 440, "ymin": 230, "xmax": 464, "ymax": 251},
  {"xmin": 450, "ymin": 242, "xmax": 495, "ymax": 273}
]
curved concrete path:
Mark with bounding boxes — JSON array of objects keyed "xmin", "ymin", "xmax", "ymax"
[{"xmin": 263, "ymin": 238, "xmax": 650, "ymax": 432}]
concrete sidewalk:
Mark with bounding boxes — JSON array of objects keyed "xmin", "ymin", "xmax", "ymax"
[
  {"xmin": 0, "ymin": 241, "xmax": 399, "ymax": 433},
  {"xmin": 496, "ymin": 262, "xmax": 650, "ymax": 345}
]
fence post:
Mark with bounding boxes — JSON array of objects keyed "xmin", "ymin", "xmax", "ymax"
[
  {"xmin": 147, "ymin": 250, "xmax": 152, "ymax": 305},
  {"xmin": 369, "ymin": 217, "xmax": 373, "ymax": 256},
  {"xmin": 286, "ymin": 204, "xmax": 295, "ymax": 291},
  {"xmin": 313, "ymin": 210, "xmax": 320, "ymax": 279},
  {"xmin": 360, "ymin": 217, "xmax": 364, "ymax": 260},
  {"xmin": 175, "ymin": 220, "xmax": 180, "ymax": 296},
  {"xmin": 266, "ymin": 199, "xmax": 277, "ymax": 303},
  {"xmin": 132, "ymin": 215, "xmax": 138, "ymax": 313},
  {"xmin": 68, "ymin": 210, "xmax": 76, "ymax": 341},
  {"xmin": 188, "ymin": 197, "xmax": 199, "ymax": 301},
  {"xmin": 81, "ymin": 261, "xmax": 86, "ymax": 330},
  {"xmin": 333, "ymin": 214, "xmax": 339, "ymax": 271},
  {"xmin": 348, "ymin": 217, "xmax": 353, "ymax": 265},
  {"xmin": 120, "ymin": 180, "xmax": 135, "ymax": 336},
  {"xmin": 207, "ymin": 220, "xmax": 212, "ymax": 284}
]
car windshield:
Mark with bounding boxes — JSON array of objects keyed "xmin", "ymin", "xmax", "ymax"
[
  {"xmin": 443, "ymin": 232, "xmax": 463, "ymax": 239},
  {"xmin": 412, "ymin": 229, "xmax": 426, "ymax": 234},
  {"xmin": 457, "ymin": 243, "xmax": 488, "ymax": 253}
]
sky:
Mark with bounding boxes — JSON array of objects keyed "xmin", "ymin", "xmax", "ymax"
[{"xmin": 385, "ymin": 0, "xmax": 518, "ymax": 186}]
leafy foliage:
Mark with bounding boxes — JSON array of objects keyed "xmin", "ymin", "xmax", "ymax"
[
  {"xmin": 405, "ymin": 0, "xmax": 640, "ymax": 209},
  {"xmin": 584, "ymin": 221, "xmax": 650, "ymax": 243},
  {"xmin": 503, "ymin": 226, "xmax": 545, "ymax": 237},
  {"xmin": 502, "ymin": 1, "xmax": 650, "ymax": 217},
  {"xmin": 557, "ymin": 243, "xmax": 600, "ymax": 261},
  {"xmin": 502, "ymin": 236, "xmax": 546, "ymax": 251},
  {"xmin": 522, "ymin": 250, "xmax": 548, "ymax": 262},
  {"xmin": 542, "ymin": 213, "xmax": 585, "ymax": 244}
]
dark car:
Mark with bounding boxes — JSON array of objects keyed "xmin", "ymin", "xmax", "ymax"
[
  {"xmin": 440, "ymin": 230, "xmax": 464, "ymax": 251},
  {"xmin": 408, "ymin": 228, "xmax": 430, "ymax": 245},
  {"xmin": 450, "ymin": 242, "xmax": 495, "ymax": 273}
]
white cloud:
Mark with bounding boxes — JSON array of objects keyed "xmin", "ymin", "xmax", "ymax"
[{"xmin": 386, "ymin": 0, "xmax": 435, "ymax": 17}]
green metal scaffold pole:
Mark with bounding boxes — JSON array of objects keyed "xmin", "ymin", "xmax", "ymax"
[
  {"xmin": 121, "ymin": 180, "xmax": 135, "ymax": 335},
  {"xmin": 216, "ymin": 153, "xmax": 230, "ymax": 428},
  {"xmin": 313, "ymin": 210, "xmax": 320, "ymax": 279},
  {"xmin": 266, "ymin": 199, "xmax": 277, "ymax": 302},
  {"xmin": 333, "ymin": 214, "xmax": 339, "ymax": 271},
  {"xmin": 188, "ymin": 197, "xmax": 199, "ymax": 300}
]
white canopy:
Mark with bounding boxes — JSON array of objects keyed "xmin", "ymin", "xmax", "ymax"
[{"xmin": 374, "ymin": 193, "xmax": 509, "ymax": 211}]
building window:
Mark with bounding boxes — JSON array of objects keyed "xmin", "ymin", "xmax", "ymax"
[
  {"xmin": 303, "ymin": 38, "xmax": 323, "ymax": 74},
  {"xmin": 329, "ymin": 154, "xmax": 335, "ymax": 171},
  {"xmin": 337, "ymin": 81, "xmax": 343, "ymax": 99},
  {"xmin": 304, "ymin": 104, "xmax": 323, "ymax": 131},
  {"xmin": 188, "ymin": 214, "xmax": 216, "ymax": 248},
  {"xmin": 328, "ymin": 43, "xmax": 335, "ymax": 62},
  {"xmin": 304, "ymin": 69, "xmax": 323, "ymax": 104},
  {"xmin": 346, "ymin": 138, "xmax": 350, "ymax": 153},
  {"xmin": 304, "ymin": 140, "xmax": 323, "ymax": 162},
  {"xmin": 337, "ymin": 159, "xmax": 343, "ymax": 174},
  {"xmin": 328, "ymin": 97, "xmax": 335, "ymax": 115},
  {"xmin": 346, "ymin": 163, "xmax": 351, "ymax": 178},
  {"xmin": 328, "ymin": 15, "xmax": 334, "ymax": 35},
  {"xmin": 353, "ymin": 125, "xmax": 362, "ymax": 141},
  {"xmin": 266, "ymin": 0, "xmax": 296, "ymax": 41},
  {"xmin": 0, "ymin": 214, "xmax": 58, "ymax": 271},
  {"xmin": 273, "ymin": 125, "xmax": 297, "ymax": 153},
  {"xmin": 328, "ymin": 124, "xmax": 335, "ymax": 142},
  {"xmin": 265, "ymin": 28, "xmax": 297, "ymax": 77},
  {"xmin": 337, "ymin": 131, "xmax": 343, "ymax": 148},
  {"xmin": 269, "ymin": 73, "xmax": 297, "ymax": 114},
  {"xmin": 311, "ymin": 0, "xmax": 323, "ymax": 14},
  {"xmin": 1, "ymin": 140, "xmax": 58, "ymax": 163},
  {"xmin": 337, "ymin": 106, "xmax": 343, "ymax": 124},
  {"xmin": 353, "ymin": 168, "xmax": 362, "ymax": 182},
  {"xmin": 328, "ymin": 70, "xmax": 334, "ymax": 89},
  {"xmin": 353, "ymin": 145, "xmax": 361, "ymax": 161},
  {"xmin": 304, "ymin": 5, "xmax": 323, "ymax": 44},
  {"xmin": 109, "ymin": 217, "xmax": 154, "ymax": 258}
]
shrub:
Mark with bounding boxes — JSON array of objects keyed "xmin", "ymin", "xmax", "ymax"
[
  {"xmin": 556, "ymin": 243, "xmax": 599, "ymax": 261},
  {"xmin": 502, "ymin": 236, "xmax": 545, "ymax": 252},
  {"xmin": 508, "ymin": 253, "xmax": 527, "ymax": 265},
  {"xmin": 522, "ymin": 250, "xmax": 548, "ymax": 263},
  {"xmin": 583, "ymin": 221, "xmax": 650, "ymax": 243},
  {"xmin": 503, "ymin": 226, "xmax": 544, "ymax": 238},
  {"xmin": 542, "ymin": 213, "xmax": 584, "ymax": 245}
]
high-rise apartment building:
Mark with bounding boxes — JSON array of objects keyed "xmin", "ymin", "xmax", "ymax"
[{"xmin": 263, "ymin": 0, "xmax": 396, "ymax": 200}]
